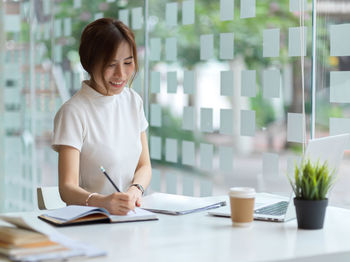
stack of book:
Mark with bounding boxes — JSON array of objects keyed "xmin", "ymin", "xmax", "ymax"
[
  {"xmin": 0, "ymin": 225, "xmax": 68, "ymax": 261},
  {"xmin": 0, "ymin": 214, "xmax": 107, "ymax": 261}
]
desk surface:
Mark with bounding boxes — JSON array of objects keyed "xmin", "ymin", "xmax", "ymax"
[{"xmin": 2, "ymin": 206, "xmax": 350, "ymax": 262}]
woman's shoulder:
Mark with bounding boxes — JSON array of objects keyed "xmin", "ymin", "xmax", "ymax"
[
  {"xmin": 123, "ymin": 87, "xmax": 143, "ymax": 104},
  {"xmin": 57, "ymin": 90, "xmax": 86, "ymax": 115}
]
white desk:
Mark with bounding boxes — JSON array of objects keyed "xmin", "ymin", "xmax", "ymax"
[{"xmin": 2, "ymin": 206, "xmax": 350, "ymax": 262}]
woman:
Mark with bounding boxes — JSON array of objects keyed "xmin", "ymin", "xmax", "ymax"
[{"xmin": 52, "ymin": 18, "xmax": 151, "ymax": 215}]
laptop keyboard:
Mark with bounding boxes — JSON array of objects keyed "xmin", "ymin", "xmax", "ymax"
[{"xmin": 254, "ymin": 201, "xmax": 289, "ymax": 216}]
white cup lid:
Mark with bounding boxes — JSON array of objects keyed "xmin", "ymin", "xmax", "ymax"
[{"xmin": 229, "ymin": 187, "xmax": 256, "ymax": 198}]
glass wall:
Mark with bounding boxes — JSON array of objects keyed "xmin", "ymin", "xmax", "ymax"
[
  {"xmin": 315, "ymin": 0, "xmax": 350, "ymax": 208},
  {"xmin": 147, "ymin": 0, "xmax": 312, "ymax": 197},
  {"xmin": 2, "ymin": 0, "xmax": 348, "ymax": 212}
]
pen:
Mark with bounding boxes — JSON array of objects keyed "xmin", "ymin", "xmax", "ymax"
[
  {"xmin": 100, "ymin": 166, "xmax": 121, "ymax": 192},
  {"xmin": 100, "ymin": 166, "xmax": 136, "ymax": 214}
]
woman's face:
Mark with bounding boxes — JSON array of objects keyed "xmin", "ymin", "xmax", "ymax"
[{"xmin": 92, "ymin": 41, "xmax": 135, "ymax": 96}]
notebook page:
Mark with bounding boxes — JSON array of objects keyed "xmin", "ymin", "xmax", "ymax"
[
  {"xmin": 43, "ymin": 206, "xmax": 109, "ymax": 221},
  {"xmin": 108, "ymin": 207, "xmax": 157, "ymax": 222}
]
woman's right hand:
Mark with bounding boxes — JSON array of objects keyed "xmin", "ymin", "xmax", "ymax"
[{"xmin": 100, "ymin": 192, "xmax": 135, "ymax": 215}]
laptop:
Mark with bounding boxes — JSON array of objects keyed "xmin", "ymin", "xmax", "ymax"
[{"xmin": 208, "ymin": 133, "xmax": 350, "ymax": 222}]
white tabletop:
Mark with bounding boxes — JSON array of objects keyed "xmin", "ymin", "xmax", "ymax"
[{"xmin": 2, "ymin": 206, "xmax": 350, "ymax": 262}]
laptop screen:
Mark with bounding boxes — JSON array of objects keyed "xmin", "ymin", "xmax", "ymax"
[{"xmin": 304, "ymin": 133, "xmax": 350, "ymax": 173}]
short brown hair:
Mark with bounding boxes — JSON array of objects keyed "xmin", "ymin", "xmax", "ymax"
[{"xmin": 79, "ymin": 18, "xmax": 138, "ymax": 91}]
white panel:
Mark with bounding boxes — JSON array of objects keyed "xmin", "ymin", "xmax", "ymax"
[
  {"xmin": 200, "ymin": 34, "xmax": 214, "ymax": 60},
  {"xmin": 182, "ymin": 176, "xmax": 194, "ymax": 196},
  {"xmin": 166, "ymin": 173, "xmax": 177, "ymax": 194},
  {"xmin": 241, "ymin": 70, "xmax": 256, "ymax": 97},
  {"xmin": 4, "ymin": 88, "xmax": 21, "ymax": 105},
  {"xmin": 240, "ymin": 110, "xmax": 255, "ymax": 136},
  {"xmin": 150, "ymin": 38, "xmax": 161, "ymax": 61},
  {"xmin": 44, "ymin": 22, "xmax": 51, "ymax": 40},
  {"xmin": 167, "ymin": 71, "xmax": 177, "ymax": 93},
  {"xmin": 200, "ymin": 108, "xmax": 213, "ymax": 133},
  {"xmin": 150, "ymin": 136, "xmax": 162, "ymax": 160},
  {"xmin": 200, "ymin": 180, "xmax": 212, "ymax": 197},
  {"xmin": 182, "ymin": 141, "xmax": 195, "ymax": 166},
  {"xmin": 200, "ymin": 143, "xmax": 213, "ymax": 170},
  {"xmin": 182, "ymin": 0, "xmax": 195, "ymax": 25},
  {"xmin": 220, "ymin": 0, "xmax": 234, "ymax": 21},
  {"xmin": 166, "ymin": 138, "xmax": 178, "ymax": 163},
  {"xmin": 119, "ymin": 9, "xmax": 129, "ymax": 26},
  {"xmin": 241, "ymin": 0, "xmax": 256, "ymax": 18},
  {"xmin": 64, "ymin": 18, "xmax": 72, "ymax": 37},
  {"xmin": 132, "ymin": 7, "xmax": 143, "ymax": 30},
  {"xmin": 263, "ymin": 69, "xmax": 281, "ymax": 98},
  {"xmin": 220, "ymin": 33, "xmax": 234, "ymax": 60},
  {"xmin": 151, "ymin": 71, "xmax": 160, "ymax": 93},
  {"xmin": 290, "ymin": 0, "xmax": 308, "ymax": 12},
  {"xmin": 4, "ymin": 15, "xmax": 20, "ymax": 32},
  {"xmin": 263, "ymin": 29, "xmax": 280, "ymax": 57},
  {"xmin": 287, "ymin": 113, "xmax": 303, "ymax": 143},
  {"xmin": 150, "ymin": 104, "xmax": 162, "ymax": 127},
  {"xmin": 54, "ymin": 19, "xmax": 62, "ymax": 38},
  {"xmin": 262, "ymin": 153, "xmax": 279, "ymax": 177},
  {"xmin": 220, "ymin": 109, "xmax": 233, "ymax": 135},
  {"xmin": 330, "ymin": 118, "xmax": 350, "ymax": 139},
  {"xmin": 132, "ymin": 73, "xmax": 142, "ymax": 94},
  {"xmin": 183, "ymin": 71, "xmax": 195, "ymax": 94},
  {"xmin": 64, "ymin": 71, "xmax": 71, "ymax": 90},
  {"xmin": 43, "ymin": 1, "xmax": 51, "ymax": 15},
  {"xmin": 330, "ymin": 71, "xmax": 350, "ymax": 103},
  {"xmin": 54, "ymin": 45, "xmax": 62, "ymax": 63},
  {"xmin": 183, "ymin": 106, "xmax": 195, "ymax": 131},
  {"xmin": 94, "ymin": 13, "xmax": 103, "ymax": 20},
  {"xmin": 221, "ymin": 71, "xmax": 234, "ymax": 96},
  {"xmin": 73, "ymin": 0, "xmax": 82, "ymax": 8},
  {"xmin": 165, "ymin": 37, "xmax": 177, "ymax": 61},
  {"xmin": 4, "ymin": 112, "xmax": 21, "ymax": 129},
  {"xmin": 330, "ymin": 24, "xmax": 350, "ymax": 57},
  {"xmin": 219, "ymin": 146, "xmax": 233, "ymax": 172},
  {"xmin": 288, "ymin": 26, "xmax": 307, "ymax": 57},
  {"xmin": 150, "ymin": 169, "xmax": 161, "ymax": 192},
  {"xmin": 166, "ymin": 2, "xmax": 178, "ymax": 27}
]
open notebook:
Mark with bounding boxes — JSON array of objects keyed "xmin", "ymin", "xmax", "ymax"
[{"xmin": 39, "ymin": 205, "xmax": 158, "ymax": 226}]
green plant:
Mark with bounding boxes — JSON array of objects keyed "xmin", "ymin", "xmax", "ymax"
[{"xmin": 288, "ymin": 159, "xmax": 336, "ymax": 200}]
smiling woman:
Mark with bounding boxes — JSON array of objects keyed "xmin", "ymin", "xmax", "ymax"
[
  {"xmin": 79, "ymin": 18, "xmax": 138, "ymax": 96},
  {"xmin": 51, "ymin": 18, "xmax": 152, "ymax": 216}
]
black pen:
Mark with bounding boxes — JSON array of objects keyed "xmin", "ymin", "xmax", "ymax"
[
  {"xmin": 100, "ymin": 166, "xmax": 121, "ymax": 192},
  {"xmin": 100, "ymin": 166, "xmax": 137, "ymax": 214}
]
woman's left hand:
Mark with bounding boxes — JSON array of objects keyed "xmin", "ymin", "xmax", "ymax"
[{"xmin": 126, "ymin": 186, "xmax": 142, "ymax": 208}]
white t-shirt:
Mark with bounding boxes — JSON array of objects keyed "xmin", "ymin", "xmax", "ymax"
[{"xmin": 52, "ymin": 81, "xmax": 148, "ymax": 194}]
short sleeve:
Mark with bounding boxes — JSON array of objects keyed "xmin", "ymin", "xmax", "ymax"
[{"xmin": 51, "ymin": 104, "xmax": 84, "ymax": 152}]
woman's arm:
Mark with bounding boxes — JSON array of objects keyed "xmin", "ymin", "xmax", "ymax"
[
  {"xmin": 127, "ymin": 131, "xmax": 152, "ymax": 206},
  {"xmin": 58, "ymin": 145, "xmax": 134, "ymax": 215}
]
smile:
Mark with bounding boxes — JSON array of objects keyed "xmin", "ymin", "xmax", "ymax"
[
  {"xmin": 110, "ymin": 81, "xmax": 124, "ymax": 85},
  {"xmin": 109, "ymin": 81, "xmax": 126, "ymax": 89}
]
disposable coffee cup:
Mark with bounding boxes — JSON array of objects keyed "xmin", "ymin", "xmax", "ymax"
[{"xmin": 229, "ymin": 187, "xmax": 256, "ymax": 227}]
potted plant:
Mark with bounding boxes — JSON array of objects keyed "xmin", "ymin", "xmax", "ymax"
[{"xmin": 288, "ymin": 158, "xmax": 336, "ymax": 229}]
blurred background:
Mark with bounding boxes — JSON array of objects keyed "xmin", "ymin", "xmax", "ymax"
[{"xmin": 1, "ymin": 0, "xmax": 350, "ymax": 212}]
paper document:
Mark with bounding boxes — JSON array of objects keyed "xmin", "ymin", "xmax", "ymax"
[{"xmin": 141, "ymin": 193, "xmax": 226, "ymax": 215}]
